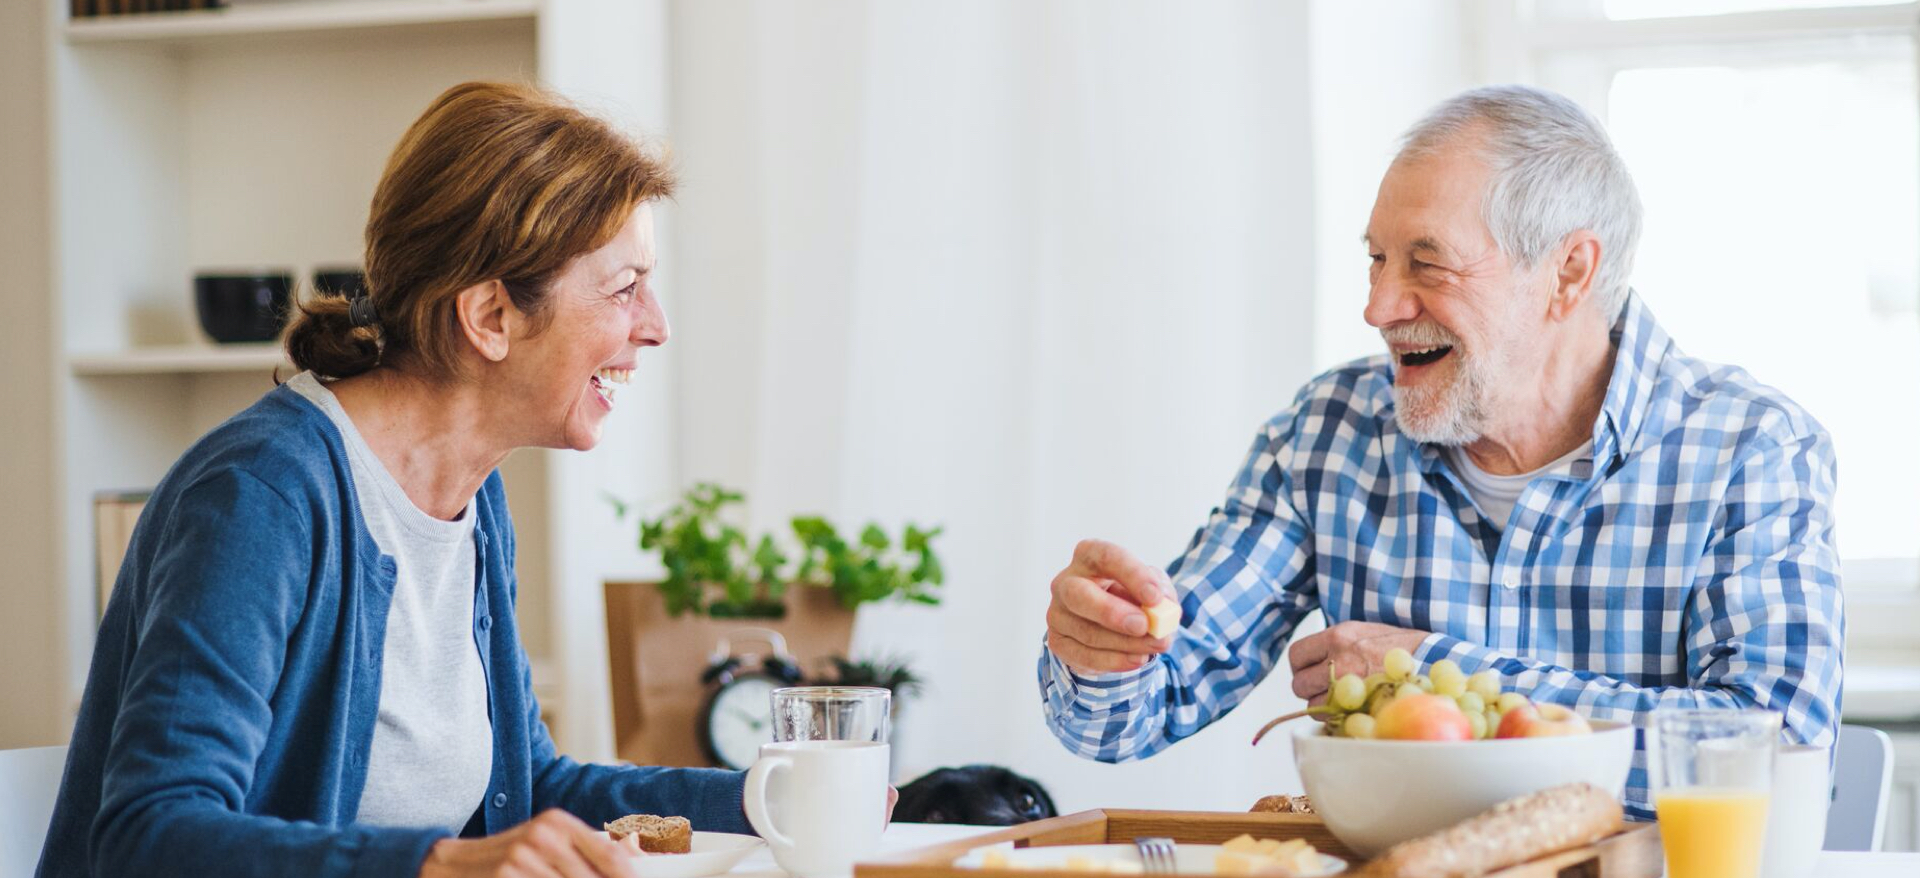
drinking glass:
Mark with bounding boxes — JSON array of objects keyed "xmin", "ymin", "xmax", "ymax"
[
  {"xmin": 770, "ymin": 686, "xmax": 890, "ymax": 744},
  {"xmin": 1648, "ymin": 708, "xmax": 1780, "ymax": 878}
]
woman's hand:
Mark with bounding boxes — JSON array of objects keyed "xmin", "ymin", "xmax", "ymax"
[{"xmin": 419, "ymin": 808, "xmax": 637, "ymax": 878}]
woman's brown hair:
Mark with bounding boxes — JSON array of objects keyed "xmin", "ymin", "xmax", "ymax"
[{"xmin": 285, "ymin": 81, "xmax": 676, "ymax": 380}]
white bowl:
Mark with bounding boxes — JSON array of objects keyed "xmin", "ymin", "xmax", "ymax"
[{"xmin": 1291, "ymin": 720, "xmax": 1634, "ymax": 857}]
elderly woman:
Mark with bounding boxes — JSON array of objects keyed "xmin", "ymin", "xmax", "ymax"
[{"xmin": 38, "ymin": 82, "xmax": 741, "ymax": 878}]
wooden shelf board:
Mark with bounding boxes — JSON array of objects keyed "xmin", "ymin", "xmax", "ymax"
[
  {"xmin": 70, "ymin": 344, "xmax": 291, "ymax": 376},
  {"xmin": 66, "ymin": 0, "xmax": 540, "ymax": 46}
]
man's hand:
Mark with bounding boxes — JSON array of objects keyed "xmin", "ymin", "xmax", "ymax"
[
  {"xmin": 1287, "ymin": 621, "xmax": 1430, "ymax": 705},
  {"xmin": 419, "ymin": 808, "xmax": 636, "ymax": 878},
  {"xmin": 1046, "ymin": 539, "xmax": 1175, "ymax": 676}
]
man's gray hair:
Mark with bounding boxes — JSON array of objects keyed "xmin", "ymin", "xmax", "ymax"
[{"xmin": 1398, "ymin": 85, "xmax": 1644, "ymax": 321}]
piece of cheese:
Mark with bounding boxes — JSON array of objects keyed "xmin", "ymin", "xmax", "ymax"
[
  {"xmin": 1214, "ymin": 836, "xmax": 1320, "ymax": 877},
  {"xmin": 1220, "ymin": 835, "xmax": 1260, "ymax": 854},
  {"xmin": 1214, "ymin": 852, "xmax": 1260, "ymax": 875},
  {"xmin": 1144, "ymin": 599, "xmax": 1181, "ymax": 639},
  {"xmin": 981, "ymin": 850, "xmax": 1012, "ymax": 869}
]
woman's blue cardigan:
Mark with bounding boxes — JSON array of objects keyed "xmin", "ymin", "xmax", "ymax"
[{"xmin": 37, "ymin": 384, "xmax": 748, "ymax": 878}]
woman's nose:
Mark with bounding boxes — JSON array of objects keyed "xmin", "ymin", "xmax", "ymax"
[{"xmin": 632, "ymin": 295, "xmax": 669, "ymax": 347}]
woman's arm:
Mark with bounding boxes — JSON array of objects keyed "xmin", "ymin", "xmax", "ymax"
[
  {"xmin": 93, "ymin": 469, "xmax": 448, "ymax": 878},
  {"xmin": 520, "ymin": 654, "xmax": 752, "ymax": 833}
]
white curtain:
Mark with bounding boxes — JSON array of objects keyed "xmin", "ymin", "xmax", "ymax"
[{"xmin": 663, "ymin": 0, "xmax": 1321, "ymax": 811}]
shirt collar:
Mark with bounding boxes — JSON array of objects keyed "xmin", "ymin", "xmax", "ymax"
[{"xmin": 1591, "ymin": 290, "xmax": 1671, "ymax": 468}]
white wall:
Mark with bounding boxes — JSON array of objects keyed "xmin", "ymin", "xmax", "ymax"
[
  {"xmin": 1308, "ymin": 0, "xmax": 1484, "ymax": 370},
  {"xmin": 538, "ymin": 0, "xmax": 683, "ymax": 761},
  {"xmin": 663, "ymin": 0, "xmax": 1322, "ymax": 811}
]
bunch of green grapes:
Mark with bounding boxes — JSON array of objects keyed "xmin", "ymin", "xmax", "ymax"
[{"xmin": 1316, "ymin": 648, "xmax": 1527, "ymax": 740}]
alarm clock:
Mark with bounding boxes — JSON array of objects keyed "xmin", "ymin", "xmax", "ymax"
[{"xmin": 697, "ymin": 629, "xmax": 803, "ymax": 770}]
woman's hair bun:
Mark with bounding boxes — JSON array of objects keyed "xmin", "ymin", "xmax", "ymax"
[{"xmin": 284, "ymin": 288, "xmax": 383, "ymax": 380}]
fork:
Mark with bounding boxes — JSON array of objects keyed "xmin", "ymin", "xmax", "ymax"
[{"xmin": 1132, "ymin": 837, "xmax": 1178, "ymax": 875}]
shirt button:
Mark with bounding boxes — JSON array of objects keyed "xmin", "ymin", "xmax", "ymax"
[
  {"xmin": 1502, "ymin": 572, "xmax": 1520, "ymax": 589},
  {"xmin": 480, "ymin": 615, "xmax": 492, "ymax": 630},
  {"xmin": 492, "ymin": 792, "xmax": 507, "ymax": 808}
]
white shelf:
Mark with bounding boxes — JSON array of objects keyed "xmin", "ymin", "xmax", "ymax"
[
  {"xmin": 65, "ymin": 0, "xmax": 540, "ymax": 46},
  {"xmin": 69, "ymin": 344, "xmax": 290, "ymax": 376}
]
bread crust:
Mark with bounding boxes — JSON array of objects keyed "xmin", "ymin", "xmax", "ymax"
[
  {"xmin": 1249, "ymin": 795, "xmax": 1315, "ymax": 814},
  {"xmin": 1357, "ymin": 783, "xmax": 1622, "ymax": 878}
]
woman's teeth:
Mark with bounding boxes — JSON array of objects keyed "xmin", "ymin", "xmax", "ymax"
[{"xmin": 591, "ymin": 367, "xmax": 632, "ymax": 405}]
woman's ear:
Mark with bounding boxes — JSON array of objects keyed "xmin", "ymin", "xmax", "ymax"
[{"xmin": 455, "ymin": 280, "xmax": 514, "ymax": 362}]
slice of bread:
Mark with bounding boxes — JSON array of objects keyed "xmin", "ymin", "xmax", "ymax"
[{"xmin": 604, "ymin": 814, "xmax": 692, "ymax": 854}]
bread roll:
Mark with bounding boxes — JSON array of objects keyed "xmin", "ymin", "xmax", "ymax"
[
  {"xmin": 604, "ymin": 814, "xmax": 693, "ymax": 854},
  {"xmin": 1358, "ymin": 783, "xmax": 1621, "ymax": 878},
  {"xmin": 1249, "ymin": 795, "xmax": 1314, "ymax": 814}
]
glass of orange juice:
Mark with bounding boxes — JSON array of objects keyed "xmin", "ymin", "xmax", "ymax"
[{"xmin": 1648, "ymin": 708, "xmax": 1781, "ymax": 878}]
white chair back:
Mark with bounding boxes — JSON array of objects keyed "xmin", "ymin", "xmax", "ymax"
[
  {"xmin": 0, "ymin": 746, "xmax": 67, "ymax": 878},
  {"xmin": 1823, "ymin": 724, "xmax": 1893, "ymax": 851}
]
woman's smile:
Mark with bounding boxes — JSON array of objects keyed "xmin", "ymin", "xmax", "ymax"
[{"xmin": 590, "ymin": 365, "xmax": 633, "ymax": 409}]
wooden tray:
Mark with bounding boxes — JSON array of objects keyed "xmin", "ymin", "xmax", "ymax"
[{"xmin": 857, "ymin": 809, "xmax": 1663, "ymax": 878}]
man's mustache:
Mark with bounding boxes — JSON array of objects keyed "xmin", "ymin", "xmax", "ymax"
[{"xmin": 1382, "ymin": 321, "xmax": 1463, "ymax": 350}]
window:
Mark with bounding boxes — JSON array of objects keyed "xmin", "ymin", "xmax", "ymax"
[
  {"xmin": 1602, "ymin": 0, "xmax": 1910, "ymax": 18},
  {"xmin": 1512, "ymin": 1, "xmax": 1920, "ymax": 595}
]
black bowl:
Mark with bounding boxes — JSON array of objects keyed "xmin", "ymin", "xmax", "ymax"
[
  {"xmin": 313, "ymin": 266, "xmax": 368, "ymax": 299},
  {"xmin": 194, "ymin": 271, "xmax": 293, "ymax": 344}
]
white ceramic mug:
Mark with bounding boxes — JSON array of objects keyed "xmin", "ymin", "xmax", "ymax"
[
  {"xmin": 743, "ymin": 740, "xmax": 890, "ymax": 878},
  {"xmin": 1760, "ymin": 744, "xmax": 1831, "ymax": 878}
]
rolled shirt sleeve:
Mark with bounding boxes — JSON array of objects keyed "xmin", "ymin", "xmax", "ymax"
[{"xmin": 1039, "ymin": 404, "xmax": 1322, "ymax": 763}]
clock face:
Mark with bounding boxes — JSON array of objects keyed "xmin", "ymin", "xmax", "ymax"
[{"xmin": 707, "ymin": 675, "xmax": 779, "ymax": 770}]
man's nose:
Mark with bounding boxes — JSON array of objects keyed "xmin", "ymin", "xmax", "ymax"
[
  {"xmin": 1364, "ymin": 269, "xmax": 1419, "ymax": 329},
  {"xmin": 633, "ymin": 295, "xmax": 670, "ymax": 347}
]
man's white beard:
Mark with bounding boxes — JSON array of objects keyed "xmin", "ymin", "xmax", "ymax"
[{"xmin": 1392, "ymin": 347, "xmax": 1493, "ymax": 446}]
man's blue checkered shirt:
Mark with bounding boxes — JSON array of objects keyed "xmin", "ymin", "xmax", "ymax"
[{"xmin": 1038, "ymin": 294, "xmax": 1844, "ymax": 818}]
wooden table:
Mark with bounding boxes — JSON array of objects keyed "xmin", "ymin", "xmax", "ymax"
[{"xmin": 720, "ymin": 823, "xmax": 1920, "ymax": 878}]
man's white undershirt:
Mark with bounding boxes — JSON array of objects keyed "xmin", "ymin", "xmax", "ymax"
[{"xmin": 1444, "ymin": 443, "xmax": 1588, "ymax": 532}]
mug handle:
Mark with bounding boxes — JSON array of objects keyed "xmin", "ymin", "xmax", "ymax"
[{"xmin": 743, "ymin": 754, "xmax": 795, "ymax": 851}]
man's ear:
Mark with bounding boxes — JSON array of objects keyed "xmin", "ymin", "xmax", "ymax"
[
  {"xmin": 1547, "ymin": 230, "xmax": 1602, "ymax": 322},
  {"xmin": 455, "ymin": 280, "xmax": 514, "ymax": 362}
]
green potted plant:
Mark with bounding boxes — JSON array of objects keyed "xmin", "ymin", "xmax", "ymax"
[
  {"xmin": 611, "ymin": 482, "xmax": 946, "ymax": 618},
  {"xmin": 613, "ymin": 483, "xmax": 789, "ymax": 618},
  {"xmin": 790, "ymin": 517, "xmax": 944, "ymax": 610},
  {"xmin": 604, "ymin": 483, "xmax": 945, "ymax": 768}
]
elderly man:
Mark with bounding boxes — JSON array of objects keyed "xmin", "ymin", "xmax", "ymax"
[{"xmin": 1036, "ymin": 85, "xmax": 1843, "ymax": 817}]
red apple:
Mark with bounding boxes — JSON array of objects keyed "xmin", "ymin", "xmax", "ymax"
[
  {"xmin": 1373, "ymin": 693, "xmax": 1473, "ymax": 741},
  {"xmin": 1494, "ymin": 701, "xmax": 1593, "ymax": 738}
]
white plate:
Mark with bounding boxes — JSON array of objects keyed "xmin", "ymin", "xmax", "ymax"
[
  {"xmin": 954, "ymin": 843, "xmax": 1347, "ymax": 877},
  {"xmin": 605, "ymin": 830, "xmax": 766, "ymax": 878}
]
